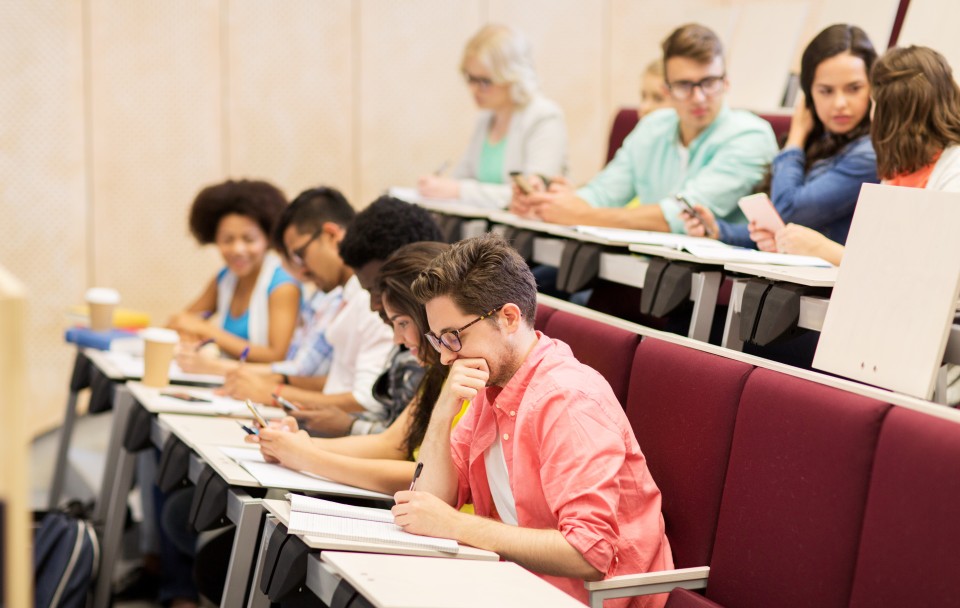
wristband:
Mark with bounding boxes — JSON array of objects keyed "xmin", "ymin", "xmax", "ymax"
[{"xmin": 280, "ymin": 373, "xmax": 290, "ymax": 385}]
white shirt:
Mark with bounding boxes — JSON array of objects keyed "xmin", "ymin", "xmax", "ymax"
[
  {"xmin": 322, "ymin": 275, "xmax": 394, "ymax": 415},
  {"xmin": 484, "ymin": 435, "xmax": 518, "ymax": 525}
]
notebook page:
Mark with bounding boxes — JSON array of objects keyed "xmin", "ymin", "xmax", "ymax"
[
  {"xmin": 239, "ymin": 460, "xmax": 391, "ymax": 500},
  {"xmin": 574, "ymin": 226, "xmax": 731, "ymax": 249},
  {"xmin": 683, "ymin": 243, "xmax": 832, "ymax": 267},
  {"xmin": 288, "ymin": 493, "xmax": 393, "ymax": 523},
  {"xmin": 287, "ymin": 512, "xmax": 459, "ymax": 554}
]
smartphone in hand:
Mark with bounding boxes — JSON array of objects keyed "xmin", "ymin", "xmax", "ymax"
[
  {"xmin": 245, "ymin": 399, "xmax": 268, "ymax": 428},
  {"xmin": 272, "ymin": 393, "xmax": 300, "ymax": 412},
  {"xmin": 675, "ymin": 194, "xmax": 716, "ymax": 238},
  {"xmin": 509, "ymin": 171, "xmax": 535, "ymax": 195},
  {"xmin": 738, "ymin": 193, "xmax": 784, "ymax": 232}
]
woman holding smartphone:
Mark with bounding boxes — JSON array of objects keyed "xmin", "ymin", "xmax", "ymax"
[
  {"xmin": 249, "ymin": 242, "xmax": 466, "ymax": 495},
  {"xmin": 416, "ymin": 24, "xmax": 568, "ymax": 210},
  {"xmin": 683, "ymin": 24, "xmax": 879, "ymax": 250}
]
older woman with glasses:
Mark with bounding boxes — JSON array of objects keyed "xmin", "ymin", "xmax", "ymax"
[
  {"xmin": 168, "ymin": 179, "xmax": 300, "ymax": 363},
  {"xmin": 416, "ymin": 24, "xmax": 568, "ymax": 209}
]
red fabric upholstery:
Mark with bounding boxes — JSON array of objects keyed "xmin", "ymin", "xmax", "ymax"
[
  {"xmin": 757, "ymin": 112, "xmax": 792, "ymax": 143},
  {"xmin": 534, "ymin": 302, "xmax": 556, "ymax": 333},
  {"xmin": 706, "ymin": 368, "xmax": 890, "ymax": 608},
  {"xmin": 849, "ymin": 406, "xmax": 960, "ymax": 607},
  {"xmin": 627, "ymin": 338, "xmax": 752, "ymax": 568},
  {"xmin": 542, "ymin": 310, "xmax": 640, "ymax": 406},
  {"xmin": 607, "ymin": 108, "xmax": 640, "ymax": 164},
  {"xmin": 665, "ymin": 589, "xmax": 722, "ymax": 608}
]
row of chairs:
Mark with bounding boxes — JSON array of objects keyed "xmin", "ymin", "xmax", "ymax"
[{"xmin": 534, "ymin": 296, "xmax": 960, "ymax": 608}]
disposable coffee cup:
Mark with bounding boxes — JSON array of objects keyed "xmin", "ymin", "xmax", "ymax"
[
  {"xmin": 141, "ymin": 327, "xmax": 179, "ymax": 388},
  {"xmin": 85, "ymin": 287, "xmax": 120, "ymax": 331}
]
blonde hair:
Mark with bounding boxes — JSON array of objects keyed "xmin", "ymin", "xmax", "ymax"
[{"xmin": 461, "ymin": 24, "xmax": 539, "ymax": 105}]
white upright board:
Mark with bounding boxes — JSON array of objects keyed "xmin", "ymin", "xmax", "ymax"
[{"xmin": 813, "ymin": 184, "xmax": 960, "ymax": 399}]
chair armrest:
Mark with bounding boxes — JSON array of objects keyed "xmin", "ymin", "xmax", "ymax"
[{"xmin": 585, "ymin": 566, "xmax": 710, "ymax": 608}]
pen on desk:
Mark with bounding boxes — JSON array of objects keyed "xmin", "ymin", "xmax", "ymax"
[
  {"xmin": 195, "ymin": 338, "xmax": 215, "ymax": 352},
  {"xmin": 236, "ymin": 420, "xmax": 259, "ymax": 435},
  {"xmin": 408, "ymin": 461, "xmax": 424, "ymax": 491},
  {"xmin": 434, "ymin": 160, "xmax": 450, "ymax": 176}
]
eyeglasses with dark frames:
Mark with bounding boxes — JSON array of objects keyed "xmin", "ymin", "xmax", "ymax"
[
  {"xmin": 289, "ymin": 229, "xmax": 323, "ymax": 268},
  {"xmin": 463, "ymin": 73, "xmax": 495, "ymax": 90},
  {"xmin": 666, "ymin": 74, "xmax": 726, "ymax": 100},
  {"xmin": 424, "ymin": 305, "xmax": 504, "ymax": 353}
]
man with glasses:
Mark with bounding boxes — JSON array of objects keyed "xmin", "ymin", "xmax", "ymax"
[
  {"xmin": 512, "ymin": 23, "xmax": 778, "ymax": 234},
  {"xmin": 219, "ymin": 186, "xmax": 395, "ymax": 435},
  {"xmin": 392, "ymin": 234, "xmax": 674, "ymax": 607}
]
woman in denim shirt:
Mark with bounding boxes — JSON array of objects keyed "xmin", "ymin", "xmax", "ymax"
[{"xmin": 684, "ymin": 24, "xmax": 880, "ymax": 248}]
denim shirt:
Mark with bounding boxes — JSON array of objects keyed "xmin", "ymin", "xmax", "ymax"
[{"xmin": 717, "ymin": 135, "xmax": 878, "ymax": 248}]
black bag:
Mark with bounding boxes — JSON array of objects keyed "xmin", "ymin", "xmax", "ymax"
[{"xmin": 33, "ymin": 502, "xmax": 100, "ymax": 608}]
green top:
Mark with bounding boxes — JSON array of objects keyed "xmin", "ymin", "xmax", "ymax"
[{"xmin": 476, "ymin": 136, "xmax": 508, "ymax": 184}]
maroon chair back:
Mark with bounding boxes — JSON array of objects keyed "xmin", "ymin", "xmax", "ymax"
[
  {"xmin": 607, "ymin": 108, "xmax": 640, "ymax": 164},
  {"xmin": 542, "ymin": 310, "xmax": 640, "ymax": 406},
  {"xmin": 705, "ymin": 369, "xmax": 890, "ymax": 608},
  {"xmin": 849, "ymin": 406, "xmax": 960, "ymax": 607},
  {"xmin": 626, "ymin": 338, "xmax": 752, "ymax": 568},
  {"xmin": 534, "ymin": 302, "xmax": 556, "ymax": 333},
  {"xmin": 757, "ymin": 112, "xmax": 791, "ymax": 143}
]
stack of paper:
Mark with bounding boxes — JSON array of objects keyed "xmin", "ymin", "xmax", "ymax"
[
  {"xmin": 573, "ymin": 225, "xmax": 731, "ymax": 250},
  {"xmin": 286, "ymin": 494, "xmax": 459, "ymax": 554}
]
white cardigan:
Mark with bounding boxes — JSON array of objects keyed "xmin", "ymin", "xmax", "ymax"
[
  {"xmin": 452, "ymin": 95, "xmax": 568, "ymax": 209},
  {"xmin": 928, "ymin": 145, "xmax": 960, "ymax": 192}
]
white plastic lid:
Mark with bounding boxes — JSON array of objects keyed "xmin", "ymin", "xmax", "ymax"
[
  {"xmin": 140, "ymin": 327, "xmax": 179, "ymax": 344},
  {"xmin": 85, "ymin": 287, "xmax": 121, "ymax": 305}
]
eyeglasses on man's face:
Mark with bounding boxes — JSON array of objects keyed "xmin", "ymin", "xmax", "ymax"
[
  {"xmin": 425, "ymin": 305, "xmax": 503, "ymax": 353},
  {"xmin": 666, "ymin": 74, "xmax": 726, "ymax": 100},
  {"xmin": 289, "ymin": 229, "xmax": 322, "ymax": 268},
  {"xmin": 463, "ymin": 73, "xmax": 495, "ymax": 90}
]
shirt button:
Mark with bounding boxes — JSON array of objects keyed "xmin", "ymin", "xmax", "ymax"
[
  {"xmin": 502, "ymin": 433, "xmax": 509, "ymax": 441},
  {"xmin": 509, "ymin": 411, "xmax": 516, "ymax": 417}
]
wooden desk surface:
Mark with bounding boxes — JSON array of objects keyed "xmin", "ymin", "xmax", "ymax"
[
  {"xmin": 263, "ymin": 499, "xmax": 498, "ymax": 561},
  {"xmin": 128, "ymin": 381, "xmax": 285, "ymax": 418},
  {"xmin": 724, "ymin": 263, "xmax": 838, "ymax": 287},
  {"xmin": 321, "ymin": 551, "xmax": 585, "ymax": 608}
]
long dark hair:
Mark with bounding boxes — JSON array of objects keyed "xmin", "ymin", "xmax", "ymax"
[
  {"xmin": 800, "ymin": 24, "xmax": 877, "ymax": 170},
  {"xmin": 870, "ymin": 45, "xmax": 960, "ymax": 179},
  {"xmin": 377, "ymin": 241, "xmax": 451, "ymax": 459}
]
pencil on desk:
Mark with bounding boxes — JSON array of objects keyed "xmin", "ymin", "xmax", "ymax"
[{"xmin": 434, "ymin": 160, "xmax": 450, "ymax": 176}]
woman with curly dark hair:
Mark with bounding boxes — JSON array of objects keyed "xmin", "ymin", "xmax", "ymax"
[
  {"xmin": 250, "ymin": 241, "xmax": 465, "ymax": 495},
  {"xmin": 168, "ymin": 179, "xmax": 300, "ymax": 362}
]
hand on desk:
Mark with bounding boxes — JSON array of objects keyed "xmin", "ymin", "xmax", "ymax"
[
  {"xmin": 168, "ymin": 312, "xmax": 214, "ymax": 340},
  {"xmin": 774, "ymin": 223, "xmax": 843, "ymax": 265},
  {"xmin": 175, "ymin": 349, "xmax": 231, "ymax": 375},
  {"xmin": 525, "ymin": 189, "xmax": 591, "ymax": 225},
  {"xmin": 290, "ymin": 407, "xmax": 355, "ymax": 437},
  {"xmin": 392, "ymin": 490, "xmax": 463, "ymax": 539},
  {"xmin": 249, "ymin": 418, "xmax": 313, "ymax": 469},
  {"xmin": 418, "ymin": 175, "xmax": 461, "ymax": 199},
  {"xmin": 217, "ymin": 366, "xmax": 274, "ymax": 404}
]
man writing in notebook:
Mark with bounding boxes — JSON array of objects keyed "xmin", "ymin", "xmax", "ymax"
[
  {"xmin": 511, "ymin": 23, "xmax": 777, "ymax": 233},
  {"xmin": 392, "ymin": 234, "xmax": 673, "ymax": 607}
]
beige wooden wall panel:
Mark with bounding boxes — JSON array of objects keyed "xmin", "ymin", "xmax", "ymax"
[
  {"xmin": 608, "ymin": 0, "xmax": 737, "ymax": 114},
  {"xmin": 226, "ymin": 0, "xmax": 355, "ymax": 202},
  {"xmin": 0, "ymin": 1, "xmax": 86, "ymax": 436},
  {"xmin": 488, "ymin": 0, "xmax": 606, "ymax": 180},
  {"xmin": 357, "ymin": 0, "xmax": 481, "ymax": 206},
  {"xmin": 896, "ymin": 0, "xmax": 960, "ymax": 72},
  {"xmin": 89, "ymin": 0, "xmax": 225, "ymax": 323},
  {"xmin": 791, "ymin": 0, "xmax": 900, "ymax": 71}
]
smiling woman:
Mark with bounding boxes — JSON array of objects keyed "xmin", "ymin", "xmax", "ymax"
[{"xmin": 166, "ymin": 179, "xmax": 301, "ymax": 363}]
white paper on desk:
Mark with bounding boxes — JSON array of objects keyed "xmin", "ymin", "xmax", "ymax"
[
  {"xmin": 153, "ymin": 391, "xmax": 285, "ymax": 418},
  {"xmin": 239, "ymin": 460, "xmax": 391, "ymax": 500},
  {"xmin": 683, "ymin": 243, "xmax": 832, "ymax": 267},
  {"xmin": 288, "ymin": 511, "xmax": 459, "ymax": 554},
  {"xmin": 217, "ymin": 446, "xmax": 266, "ymax": 463},
  {"xmin": 574, "ymin": 226, "xmax": 731, "ymax": 249},
  {"xmin": 102, "ymin": 351, "xmax": 224, "ymax": 385},
  {"xmin": 288, "ymin": 493, "xmax": 393, "ymax": 523}
]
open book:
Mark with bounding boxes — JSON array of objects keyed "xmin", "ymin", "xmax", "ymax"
[{"xmin": 285, "ymin": 493, "xmax": 460, "ymax": 554}]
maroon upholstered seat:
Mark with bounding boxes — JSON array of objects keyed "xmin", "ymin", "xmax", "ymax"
[
  {"xmin": 542, "ymin": 310, "xmax": 640, "ymax": 406},
  {"xmin": 849, "ymin": 406, "xmax": 960, "ymax": 607},
  {"xmin": 665, "ymin": 589, "xmax": 722, "ymax": 608},
  {"xmin": 627, "ymin": 338, "xmax": 752, "ymax": 568},
  {"xmin": 757, "ymin": 112, "xmax": 791, "ymax": 143},
  {"xmin": 534, "ymin": 302, "xmax": 556, "ymax": 333},
  {"xmin": 704, "ymin": 368, "xmax": 890, "ymax": 608},
  {"xmin": 607, "ymin": 108, "xmax": 640, "ymax": 163}
]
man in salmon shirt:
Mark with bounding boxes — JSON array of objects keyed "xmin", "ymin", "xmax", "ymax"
[{"xmin": 392, "ymin": 233, "xmax": 673, "ymax": 606}]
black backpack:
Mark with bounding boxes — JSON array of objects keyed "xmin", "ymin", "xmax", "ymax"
[{"xmin": 33, "ymin": 502, "xmax": 100, "ymax": 608}]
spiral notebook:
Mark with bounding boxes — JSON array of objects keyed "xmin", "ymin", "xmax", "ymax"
[{"xmin": 285, "ymin": 493, "xmax": 459, "ymax": 554}]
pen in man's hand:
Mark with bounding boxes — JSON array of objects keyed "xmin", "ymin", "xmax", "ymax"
[{"xmin": 409, "ymin": 461, "xmax": 424, "ymax": 491}]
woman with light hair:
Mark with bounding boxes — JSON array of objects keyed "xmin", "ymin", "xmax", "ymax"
[{"xmin": 417, "ymin": 24, "xmax": 568, "ymax": 209}]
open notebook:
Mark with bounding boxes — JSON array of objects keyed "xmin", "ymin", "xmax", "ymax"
[{"xmin": 286, "ymin": 493, "xmax": 460, "ymax": 554}]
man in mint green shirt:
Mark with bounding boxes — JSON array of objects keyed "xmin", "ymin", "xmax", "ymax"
[{"xmin": 513, "ymin": 23, "xmax": 778, "ymax": 233}]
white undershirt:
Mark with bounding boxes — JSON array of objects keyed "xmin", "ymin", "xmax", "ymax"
[{"xmin": 484, "ymin": 435, "xmax": 518, "ymax": 525}]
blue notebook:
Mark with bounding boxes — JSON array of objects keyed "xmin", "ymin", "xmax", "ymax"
[{"xmin": 64, "ymin": 327, "xmax": 137, "ymax": 350}]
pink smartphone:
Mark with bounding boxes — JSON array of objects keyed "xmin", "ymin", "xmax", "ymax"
[{"xmin": 738, "ymin": 193, "xmax": 784, "ymax": 232}]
